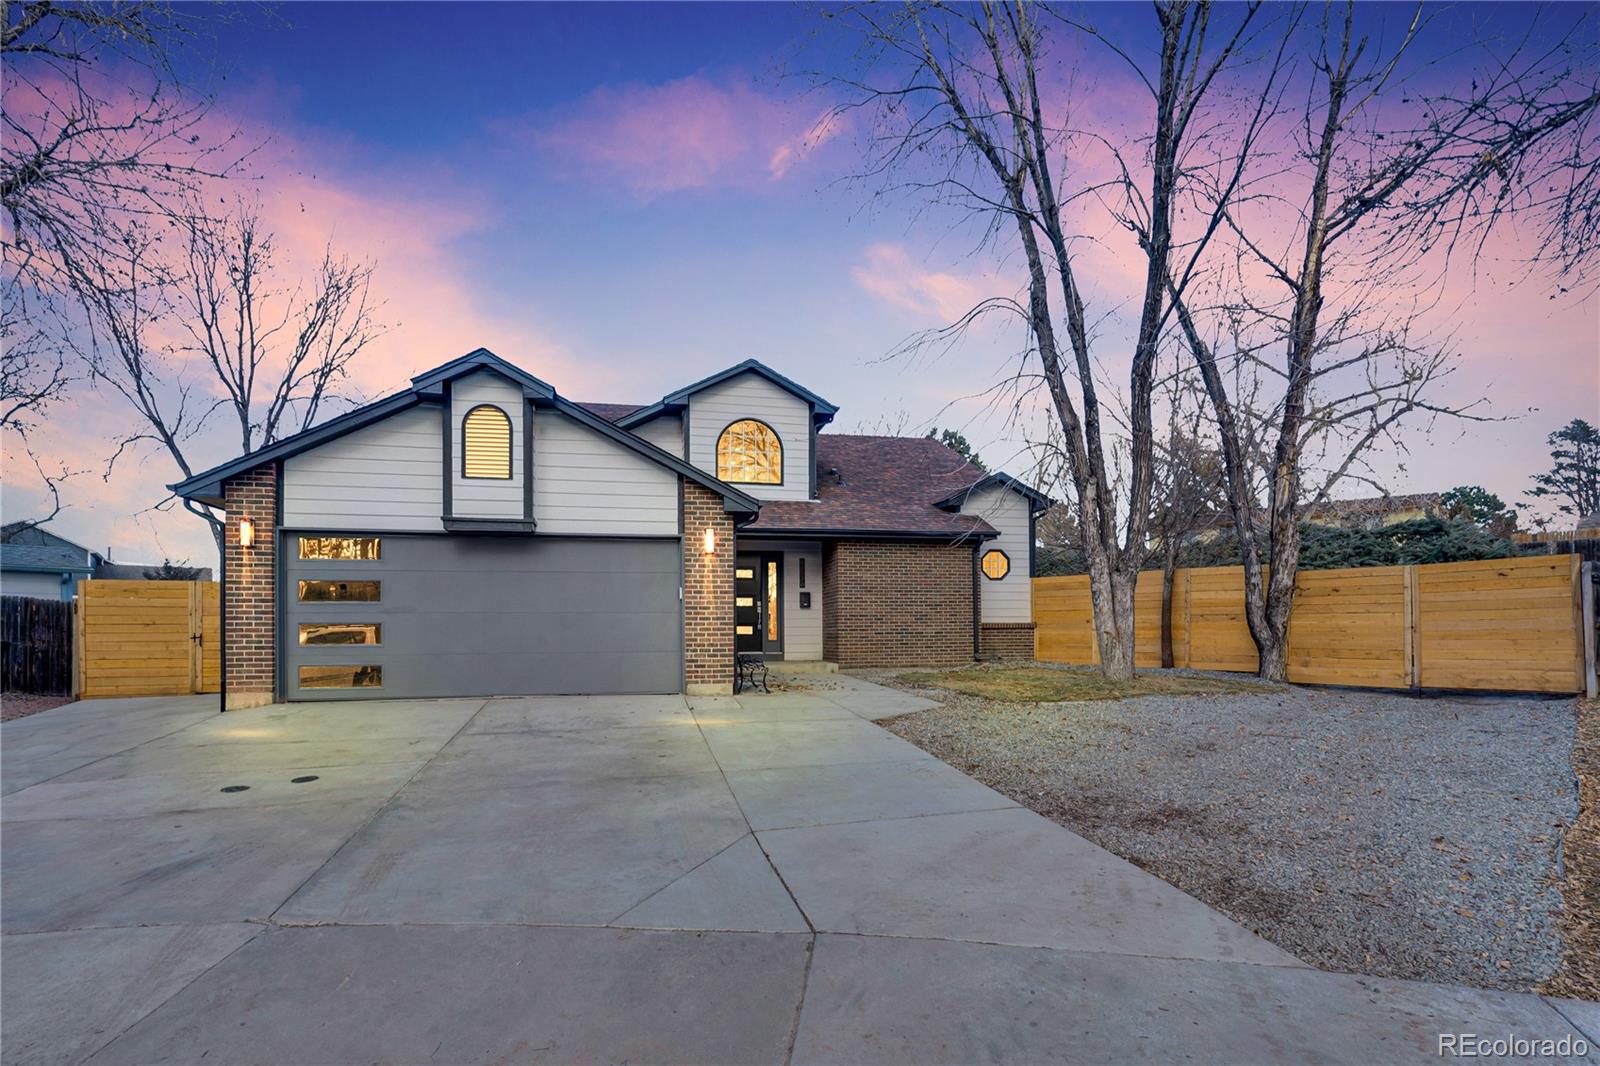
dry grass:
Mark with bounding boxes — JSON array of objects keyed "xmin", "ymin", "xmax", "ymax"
[
  {"xmin": 1544, "ymin": 696, "xmax": 1599, "ymax": 1001},
  {"xmin": 896, "ymin": 664, "xmax": 1268, "ymax": 703}
]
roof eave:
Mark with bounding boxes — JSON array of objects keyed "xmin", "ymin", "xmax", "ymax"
[{"xmin": 932, "ymin": 471, "xmax": 1054, "ymax": 513}]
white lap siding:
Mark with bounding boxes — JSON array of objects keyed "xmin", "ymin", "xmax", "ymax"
[
  {"xmin": 962, "ymin": 486, "xmax": 1032, "ymax": 623},
  {"xmin": 687, "ymin": 371, "xmax": 811, "ymax": 501},
  {"xmin": 281, "ymin": 404, "xmax": 444, "ymax": 531},
  {"xmin": 451, "ymin": 370, "xmax": 524, "ymax": 519},
  {"xmin": 532, "ymin": 410, "xmax": 678, "ymax": 535},
  {"xmin": 633, "ymin": 414, "xmax": 684, "ymax": 458}
]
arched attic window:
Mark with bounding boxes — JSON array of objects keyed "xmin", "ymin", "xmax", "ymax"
[
  {"xmin": 716, "ymin": 419, "xmax": 782, "ymax": 484},
  {"xmin": 462, "ymin": 404, "xmax": 512, "ymax": 479}
]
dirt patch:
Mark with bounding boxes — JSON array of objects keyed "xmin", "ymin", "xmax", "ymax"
[
  {"xmin": 880, "ymin": 670, "xmax": 1577, "ymax": 993},
  {"xmin": 1545, "ymin": 697, "xmax": 1599, "ymax": 1000},
  {"xmin": 1, "ymin": 693, "xmax": 73, "ymax": 721}
]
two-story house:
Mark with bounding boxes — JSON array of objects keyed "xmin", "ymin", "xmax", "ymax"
[{"xmin": 172, "ymin": 349, "xmax": 1049, "ymax": 706}]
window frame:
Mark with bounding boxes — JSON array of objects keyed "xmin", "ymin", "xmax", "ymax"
[
  {"xmin": 714, "ymin": 418, "xmax": 784, "ymax": 486},
  {"xmin": 460, "ymin": 403, "xmax": 514, "ymax": 480},
  {"xmin": 980, "ymin": 548, "xmax": 1011, "ymax": 581}
]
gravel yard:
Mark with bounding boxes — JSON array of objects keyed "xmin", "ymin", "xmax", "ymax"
[
  {"xmin": 0, "ymin": 693, "xmax": 73, "ymax": 721},
  {"xmin": 874, "ymin": 666, "xmax": 1582, "ymax": 993}
]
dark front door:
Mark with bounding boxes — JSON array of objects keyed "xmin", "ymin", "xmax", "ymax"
[
  {"xmin": 734, "ymin": 555, "xmax": 763, "ymax": 654},
  {"xmin": 734, "ymin": 553, "xmax": 783, "ymax": 658}
]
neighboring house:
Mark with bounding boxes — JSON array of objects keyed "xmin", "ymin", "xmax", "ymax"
[
  {"xmin": 0, "ymin": 523, "xmax": 94, "ymax": 601},
  {"xmin": 93, "ymin": 560, "xmax": 214, "ymax": 581},
  {"xmin": 1305, "ymin": 492, "xmax": 1442, "ymax": 529},
  {"xmin": 171, "ymin": 348, "xmax": 1050, "ymax": 706}
]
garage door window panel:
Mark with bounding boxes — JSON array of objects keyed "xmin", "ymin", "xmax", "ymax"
[
  {"xmin": 299, "ymin": 664, "xmax": 382, "ymax": 689},
  {"xmin": 299, "ymin": 536, "xmax": 381, "ymax": 561},
  {"xmin": 298, "ymin": 579, "xmax": 381, "ymax": 603},
  {"xmin": 299, "ymin": 623, "xmax": 382, "ymax": 646}
]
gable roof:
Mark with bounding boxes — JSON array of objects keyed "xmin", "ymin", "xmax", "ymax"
[
  {"xmin": 933, "ymin": 472, "xmax": 1053, "ymax": 513},
  {"xmin": 0, "ymin": 523, "xmax": 95, "ymax": 574},
  {"xmin": 169, "ymin": 348, "xmax": 759, "ymax": 516},
  {"xmin": 743, "ymin": 435, "xmax": 1006, "ymax": 540},
  {"xmin": 614, "ymin": 359, "xmax": 839, "ymax": 430}
]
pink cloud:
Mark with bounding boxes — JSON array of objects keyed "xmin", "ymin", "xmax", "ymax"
[
  {"xmin": 510, "ymin": 75, "xmax": 844, "ymax": 197},
  {"xmin": 851, "ymin": 243, "xmax": 1016, "ymax": 323}
]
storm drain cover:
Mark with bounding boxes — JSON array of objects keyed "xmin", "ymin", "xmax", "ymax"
[
  {"xmin": 291, "ymin": 775, "xmax": 320, "ymax": 784},
  {"xmin": 219, "ymin": 785, "xmax": 249, "ymax": 793}
]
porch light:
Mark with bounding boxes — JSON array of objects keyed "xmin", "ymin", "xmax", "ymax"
[
  {"xmin": 238, "ymin": 516, "xmax": 255, "ymax": 548},
  {"xmin": 702, "ymin": 528, "xmax": 717, "ymax": 555}
]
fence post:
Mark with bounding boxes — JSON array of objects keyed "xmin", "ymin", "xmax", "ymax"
[
  {"xmin": 1404, "ymin": 564, "xmax": 1420, "ymax": 690},
  {"xmin": 1580, "ymin": 560, "xmax": 1595, "ymax": 700}
]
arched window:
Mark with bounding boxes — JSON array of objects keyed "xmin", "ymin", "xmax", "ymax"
[
  {"xmin": 716, "ymin": 419, "xmax": 782, "ymax": 484},
  {"xmin": 461, "ymin": 405, "xmax": 512, "ymax": 479}
]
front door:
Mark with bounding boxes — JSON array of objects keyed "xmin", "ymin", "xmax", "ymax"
[{"xmin": 734, "ymin": 553, "xmax": 783, "ymax": 658}]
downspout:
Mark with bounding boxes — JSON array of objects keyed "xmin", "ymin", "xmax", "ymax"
[{"xmin": 971, "ymin": 543, "xmax": 980, "ymax": 661}]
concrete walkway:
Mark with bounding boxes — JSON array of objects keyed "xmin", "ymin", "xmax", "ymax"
[{"xmin": 1, "ymin": 674, "xmax": 1594, "ymax": 1064}]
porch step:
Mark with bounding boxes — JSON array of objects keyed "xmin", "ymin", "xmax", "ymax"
[{"xmin": 771, "ymin": 660, "xmax": 839, "ymax": 674}]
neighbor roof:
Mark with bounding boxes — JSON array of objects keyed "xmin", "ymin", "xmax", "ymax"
[
  {"xmin": 742, "ymin": 435, "xmax": 1007, "ymax": 540},
  {"xmin": 0, "ymin": 542, "xmax": 94, "ymax": 574},
  {"xmin": 170, "ymin": 348, "xmax": 760, "ymax": 516}
]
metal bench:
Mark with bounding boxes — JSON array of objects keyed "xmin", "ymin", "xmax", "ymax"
[{"xmin": 734, "ymin": 652, "xmax": 770, "ymax": 695}]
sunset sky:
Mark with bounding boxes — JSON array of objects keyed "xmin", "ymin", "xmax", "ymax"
[{"xmin": 5, "ymin": 1, "xmax": 1596, "ymax": 567}]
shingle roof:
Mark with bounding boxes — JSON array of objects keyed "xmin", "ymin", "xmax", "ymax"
[
  {"xmin": 0, "ymin": 542, "xmax": 93, "ymax": 574},
  {"xmin": 744, "ymin": 435, "xmax": 1002, "ymax": 539},
  {"xmin": 576, "ymin": 402, "xmax": 644, "ymax": 422}
]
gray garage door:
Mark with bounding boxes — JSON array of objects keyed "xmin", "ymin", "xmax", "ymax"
[{"xmin": 283, "ymin": 534, "xmax": 681, "ymax": 700}]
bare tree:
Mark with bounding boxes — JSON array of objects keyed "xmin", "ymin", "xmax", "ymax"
[
  {"xmin": 1168, "ymin": 1, "xmax": 1599, "ymax": 679},
  {"xmin": 78, "ymin": 202, "xmax": 386, "ymax": 551},
  {"xmin": 1149, "ymin": 391, "xmax": 1224, "ymax": 668},
  {"xmin": 3, "ymin": 1, "xmax": 243, "ymax": 309},
  {"xmin": 826, "ymin": 0, "xmax": 1270, "ymax": 678}
]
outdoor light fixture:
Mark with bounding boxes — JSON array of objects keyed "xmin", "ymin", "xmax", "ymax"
[
  {"xmin": 702, "ymin": 528, "xmax": 716, "ymax": 555},
  {"xmin": 238, "ymin": 516, "xmax": 255, "ymax": 548}
]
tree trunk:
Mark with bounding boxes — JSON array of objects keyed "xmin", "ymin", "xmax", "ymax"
[{"xmin": 1088, "ymin": 560, "xmax": 1138, "ymax": 681}]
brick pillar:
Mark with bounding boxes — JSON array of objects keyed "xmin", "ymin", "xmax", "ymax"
[
  {"xmin": 683, "ymin": 481, "xmax": 735, "ymax": 695},
  {"xmin": 223, "ymin": 465, "xmax": 278, "ymax": 709}
]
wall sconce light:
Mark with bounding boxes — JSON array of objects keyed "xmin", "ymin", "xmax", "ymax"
[
  {"xmin": 238, "ymin": 516, "xmax": 255, "ymax": 548},
  {"xmin": 702, "ymin": 528, "xmax": 716, "ymax": 555}
]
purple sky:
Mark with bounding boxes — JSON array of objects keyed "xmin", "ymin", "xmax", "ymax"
[{"xmin": 5, "ymin": 1, "xmax": 1596, "ymax": 566}]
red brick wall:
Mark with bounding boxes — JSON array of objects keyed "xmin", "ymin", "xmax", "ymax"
[
  {"xmin": 822, "ymin": 540, "xmax": 976, "ymax": 668},
  {"xmin": 683, "ymin": 482, "xmax": 735, "ymax": 693},
  {"xmin": 223, "ymin": 465, "xmax": 278, "ymax": 709},
  {"xmin": 980, "ymin": 623, "xmax": 1036, "ymax": 660}
]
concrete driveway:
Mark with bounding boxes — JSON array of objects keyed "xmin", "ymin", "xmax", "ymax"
[{"xmin": 3, "ymin": 673, "xmax": 1595, "ymax": 1065}]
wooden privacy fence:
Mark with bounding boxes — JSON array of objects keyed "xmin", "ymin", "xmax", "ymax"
[
  {"xmin": 75, "ymin": 580, "xmax": 220, "ymax": 698},
  {"xmin": 1034, "ymin": 554, "xmax": 1590, "ymax": 695},
  {"xmin": 1, "ymin": 596, "xmax": 74, "ymax": 695}
]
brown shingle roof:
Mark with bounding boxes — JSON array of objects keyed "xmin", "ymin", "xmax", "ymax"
[
  {"xmin": 744, "ymin": 435, "xmax": 998, "ymax": 539},
  {"xmin": 576, "ymin": 402, "xmax": 644, "ymax": 422}
]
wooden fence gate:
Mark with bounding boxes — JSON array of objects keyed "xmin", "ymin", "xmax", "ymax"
[
  {"xmin": 1034, "ymin": 554, "xmax": 1589, "ymax": 695},
  {"xmin": 75, "ymin": 580, "xmax": 220, "ymax": 698}
]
